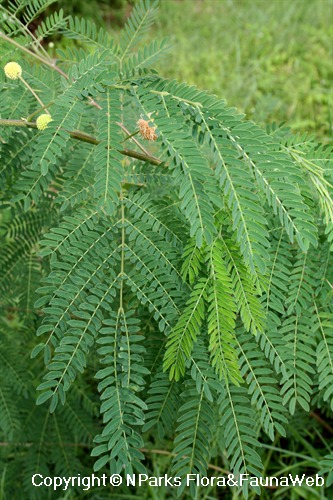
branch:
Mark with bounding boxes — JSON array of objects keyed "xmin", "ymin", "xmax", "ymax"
[
  {"xmin": 117, "ymin": 121, "xmax": 151, "ymax": 157},
  {"xmin": 0, "ymin": 32, "xmax": 101, "ymax": 110},
  {"xmin": 0, "ymin": 32, "xmax": 68, "ymax": 79},
  {"xmin": 0, "ymin": 118, "xmax": 162, "ymax": 166},
  {"xmin": 310, "ymin": 411, "xmax": 333, "ymax": 434}
]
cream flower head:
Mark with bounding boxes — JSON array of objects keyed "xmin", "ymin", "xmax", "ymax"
[
  {"xmin": 36, "ymin": 114, "xmax": 52, "ymax": 131},
  {"xmin": 4, "ymin": 62, "xmax": 22, "ymax": 80}
]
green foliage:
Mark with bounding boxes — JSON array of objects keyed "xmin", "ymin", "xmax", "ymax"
[
  {"xmin": 92, "ymin": 309, "xmax": 148, "ymax": 474},
  {"xmin": 0, "ymin": 1, "xmax": 333, "ymax": 499}
]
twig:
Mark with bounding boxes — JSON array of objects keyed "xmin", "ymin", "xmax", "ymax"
[
  {"xmin": 310, "ymin": 411, "xmax": 333, "ymax": 434},
  {"xmin": 0, "ymin": 118, "xmax": 162, "ymax": 166},
  {"xmin": 117, "ymin": 122, "xmax": 151, "ymax": 157},
  {"xmin": 0, "ymin": 32, "xmax": 102, "ymax": 110},
  {"xmin": 0, "ymin": 32, "xmax": 68, "ymax": 79},
  {"xmin": 19, "ymin": 76, "xmax": 50, "ymax": 115}
]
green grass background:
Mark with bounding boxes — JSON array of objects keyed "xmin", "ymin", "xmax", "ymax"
[{"xmin": 109, "ymin": 0, "xmax": 332, "ymax": 142}]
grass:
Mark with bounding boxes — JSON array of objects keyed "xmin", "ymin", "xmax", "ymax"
[{"xmin": 135, "ymin": 0, "xmax": 333, "ymax": 143}]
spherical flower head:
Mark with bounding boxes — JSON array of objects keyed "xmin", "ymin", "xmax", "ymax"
[
  {"xmin": 4, "ymin": 62, "xmax": 22, "ymax": 80},
  {"xmin": 36, "ymin": 114, "xmax": 52, "ymax": 131}
]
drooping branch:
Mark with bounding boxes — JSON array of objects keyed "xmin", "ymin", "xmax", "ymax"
[
  {"xmin": 0, "ymin": 32, "xmax": 101, "ymax": 110},
  {"xmin": 0, "ymin": 118, "xmax": 162, "ymax": 166},
  {"xmin": 0, "ymin": 31, "xmax": 68, "ymax": 79}
]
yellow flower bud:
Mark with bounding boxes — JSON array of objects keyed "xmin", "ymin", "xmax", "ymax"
[
  {"xmin": 36, "ymin": 114, "xmax": 52, "ymax": 131},
  {"xmin": 4, "ymin": 62, "xmax": 22, "ymax": 80}
]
